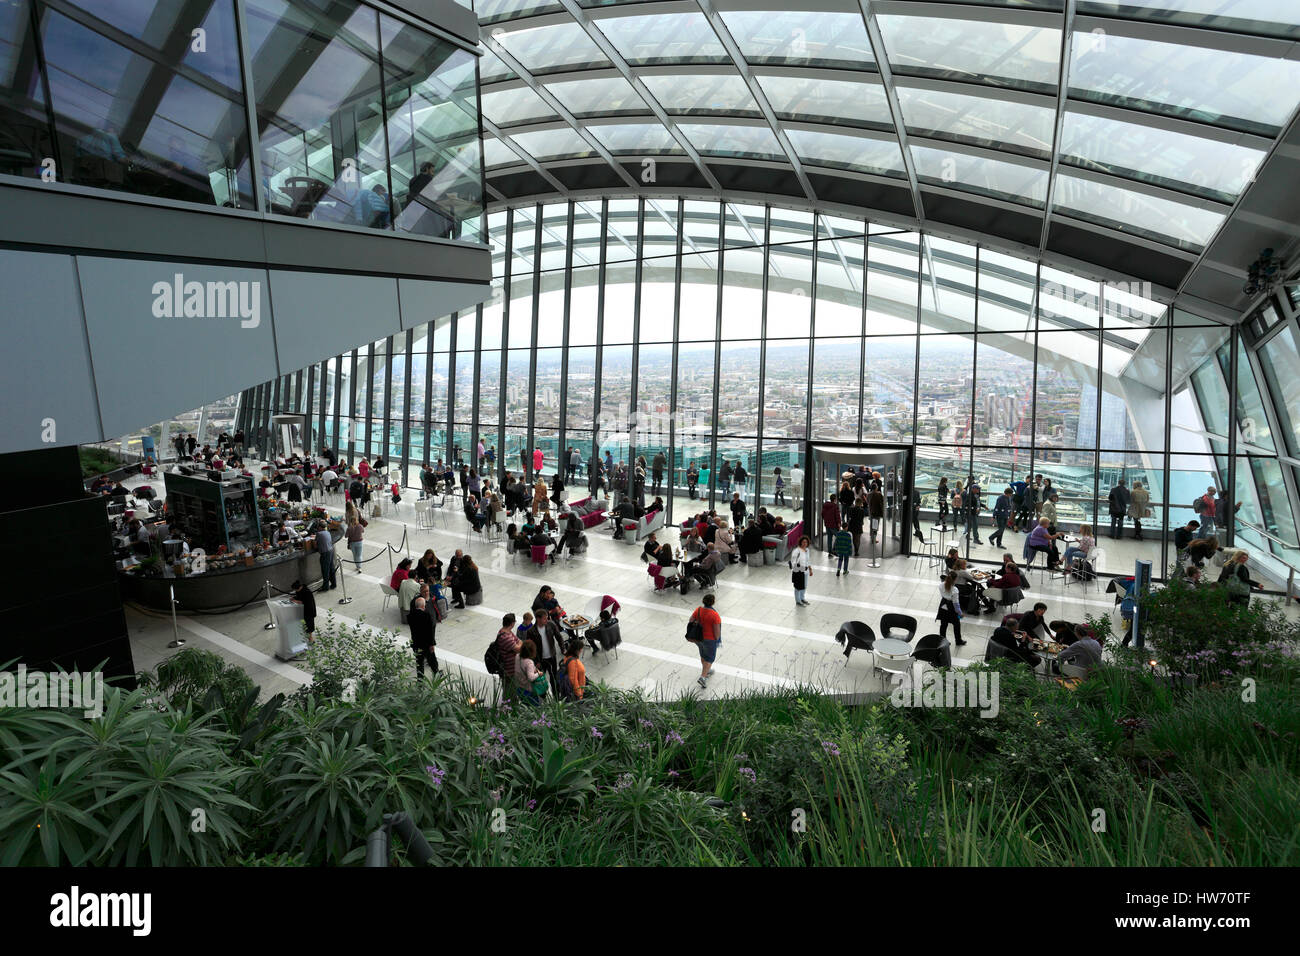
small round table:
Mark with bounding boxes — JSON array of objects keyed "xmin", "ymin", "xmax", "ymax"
[
  {"xmin": 874, "ymin": 638, "xmax": 912, "ymax": 660},
  {"xmin": 873, "ymin": 637, "xmax": 914, "ymax": 685}
]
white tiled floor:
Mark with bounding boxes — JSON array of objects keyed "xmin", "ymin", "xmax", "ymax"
[{"xmin": 126, "ymin": 475, "xmax": 1145, "ymax": 702}]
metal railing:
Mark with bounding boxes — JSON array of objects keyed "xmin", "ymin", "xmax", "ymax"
[{"xmin": 1235, "ymin": 520, "xmax": 1300, "ymax": 601}]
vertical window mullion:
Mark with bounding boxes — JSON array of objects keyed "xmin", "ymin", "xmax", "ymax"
[{"xmin": 708, "ymin": 200, "xmax": 724, "ymax": 512}]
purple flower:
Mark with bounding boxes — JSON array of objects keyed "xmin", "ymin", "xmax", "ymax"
[
  {"xmin": 530, "ymin": 715, "xmax": 554, "ymax": 728},
  {"xmin": 821, "ymin": 740, "xmax": 841, "ymax": 757},
  {"xmin": 475, "ymin": 733, "xmax": 514, "ymax": 763},
  {"xmin": 526, "ymin": 798, "xmax": 537, "ymax": 811},
  {"xmin": 591, "ymin": 726, "xmax": 604, "ymax": 739},
  {"xmin": 665, "ymin": 730, "xmax": 684, "ymax": 745},
  {"xmin": 738, "ymin": 767, "xmax": 757, "ymax": 784},
  {"xmin": 638, "ymin": 718, "xmax": 654, "ymax": 729},
  {"xmin": 425, "ymin": 764, "xmax": 446, "ymax": 787},
  {"xmin": 667, "ymin": 769, "xmax": 680, "ymax": 778}
]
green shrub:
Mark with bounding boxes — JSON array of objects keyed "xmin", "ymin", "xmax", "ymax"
[
  {"xmin": 79, "ymin": 446, "xmax": 122, "ymax": 479},
  {"xmin": 137, "ymin": 646, "xmax": 256, "ymax": 712},
  {"xmin": 1138, "ymin": 579, "xmax": 1300, "ymax": 681},
  {"xmin": 1, "ymin": 642, "xmax": 1296, "ymax": 866},
  {"xmin": 296, "ymin": 611, "xmax": 413, "ymax": 701}
]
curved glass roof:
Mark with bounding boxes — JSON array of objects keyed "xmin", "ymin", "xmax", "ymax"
[{"xmin": 475, "ymin": 0, "xmax": 1300, "ymax": 286}]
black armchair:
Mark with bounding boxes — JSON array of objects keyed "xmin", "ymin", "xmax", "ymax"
[
  {"xmin": 912, "ymin": 633, "xmax": 951, "ymax": 668},
  {"xmin": 835, "ymin": 620, "xmax": 875, "ymax": 662},
  {"xmin": 879, "ymin": 612, "xmax": 918, "ymax": 643}
]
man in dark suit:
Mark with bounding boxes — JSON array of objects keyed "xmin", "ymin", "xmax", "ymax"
[{"xmin": 409, "ymin": 597, "xmax": 437, "ymax": 679}]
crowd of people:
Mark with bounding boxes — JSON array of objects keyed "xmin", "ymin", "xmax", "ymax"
[
  {"xmin": 822, "ymin": 467, "xmax": 891, "ymax": 555},
  {"xmin": 178, "ymin": 439, "xmax": 1274, "ymax": 695}
]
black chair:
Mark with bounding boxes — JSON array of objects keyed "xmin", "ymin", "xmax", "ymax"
[
  {"xmin": 996, "ymin": 585, "xmax": 1025, "ymax": 610},
  {"xmin": 985, "ymin": 639, "xmax": 1011, "ymax": 662},
  {"xmin": 879, "ymin": 612, "xmax": 918, "ymax": 643},
  {"xmin": 912, "ymin": 633, "xmax": 951, "ymax": 668},
  {"xmin": 835, "ymin": 621, "xmax": 875, "ymax": 663}
]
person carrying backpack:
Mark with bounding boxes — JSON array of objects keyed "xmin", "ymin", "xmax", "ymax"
[
  {"xmin": 1195, "ymin": 486, "xmax": 1218, "ymax": 537},
  {"xmin": 557, "ymin": 639, "xmax": 587, "ymax": 701},
  {"xmin": 487, "ymin": 613, "xmax": 521, "ymax": 700}
]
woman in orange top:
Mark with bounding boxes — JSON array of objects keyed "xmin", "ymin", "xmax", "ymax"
[{"xmin": 562, "ymin": 638, "xmax": 587, "ymax": 700}]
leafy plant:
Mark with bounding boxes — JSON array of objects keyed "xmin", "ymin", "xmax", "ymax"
[
  {"xmin": 502, "ymin": 729, "xmax": 597, "ymax": 809},
  {"xmin": 298, "ymin": 611, "xmax": 413, "ymax": 701},
  {"xmin": 137, "ymin": 647, "xmax": 256, "ymax": 712},
  {"xmin": 1139, "ymin": 579, "xmax": 1300, "ymax": 681}
]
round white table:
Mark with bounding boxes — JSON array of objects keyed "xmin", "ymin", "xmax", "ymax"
[
  {"xmin": 873, "ymin": 637, "xmax": 914, "ymax": 686},
  {"xmin": 874, "ymin": 637, "xmax": 912, "ymax": 660}
]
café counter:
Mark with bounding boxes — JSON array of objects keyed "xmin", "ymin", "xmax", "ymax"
[{"xmin": 119, "ymin": 530, "xmax": 343, "ymax": 612}]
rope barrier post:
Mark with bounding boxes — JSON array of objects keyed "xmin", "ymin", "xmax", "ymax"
[
  {"xmin": 337, "ymin": 556, "xmax": 352, "ymax": 605},
  {"xmin": 263, "ymin": 580, "xmax": 277, "ymax": 630},
  {"xmin": 404, "ymin": 524, "xmax": 410, "ymax": 559},
  {"xmin": 167, "ymin": 585, "xmax": 185, "ymax": 648},
  {"xmin": 387, "ymin": 542, "xmax": 394, "ymax": 575}
]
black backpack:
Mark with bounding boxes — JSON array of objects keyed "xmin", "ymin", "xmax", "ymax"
[
  {"xmin": 1192, "ymin": 496, "xmax": 1204, "ymax": 514},
  {"xmin": 554, "ymin": 659, "xmax": 577, "ymax": 701},
  {"xmin": 484, "ymin": 640, "xmax": 502, "ymax": 675}
]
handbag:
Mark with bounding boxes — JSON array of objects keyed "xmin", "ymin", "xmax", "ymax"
[
  {"xmin": 685, "ymin": 614, "xmax": 704, "ymax": 643},
  {"xmin": 531, "ymin": 673, "xmax": 549, "ymax": 697},
  {"xmin": 791, "ymin": 570, "xmax": 806, "ymax": 590}
]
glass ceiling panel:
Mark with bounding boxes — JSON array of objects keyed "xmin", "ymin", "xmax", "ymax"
[
  {"xmin": 912, "ymin": 145, "xmax": 1048, "ymax": 205},
  {"xmin": 1068, "ymin": 32, "xmax": 1300, "ymax": 135},
  {"xmin": 641, "ymin": 73, "xmax": 761, "ymax": 116},
  {"xmin": 877, "ymin": 15, "xmax": 1061, "ymax": 92},
  {"xmin": 588, "ymin": 122, "xmax": 683, "ymax": 154},
  {"xmin": 508, "ymin": 126, "xmax": 597, "ymax": 161},
  {"xmin": 678, "ymin": 123, "xmax": 784, "ymax": 161},
  {"xmin": 579, "ymin": 0, "xmax": 661, "ymax": 5},
  {"xmin": 483, "ymin": 135, "xmax": 522, "ymax": 168},
  {"xmin": 595, "ymin": 12, "xmax": 730, "ymax": 64},
  {"xmin": 1053, "ymin": 173, "xmax": 1226, "ymax": 250},
  {"xmin": 1076, "ymin": 1, "xmax": 1300, "ymax": 40},
  {"xmin": 1060, "ymin": 110, "xmax": 1265, "ymax": 203},
  {"xmin": 787, "ymin": 129, "xmax": 905, "ymax": 176},
  {"xmin": 545, "ymin": 75, "xmax": 646, "ymax": 115},
  {"xmin": 480, "ymin": 86, "xmax": 559, "ymax": 127},
  {"xmin": 478, "ymin": 46, "xmax": 517, "ymax": 83},
  {"xmin": 492, "ymin": 21, "xmax": 611, "ymax": 74},
  {"xmin": 757, "ymin": 74, "xmax": 892, "ymax": 129},
  {"xmin": 477, "ymin": 0, "xmax": 563, "ymax": 22},
  {"xmin": 719, "ymin": 10, "xmax": 875, "ymax": 70},
  {"xmin": 895, "ymin": 84, "xmax": 1054, "ymax": 157}
]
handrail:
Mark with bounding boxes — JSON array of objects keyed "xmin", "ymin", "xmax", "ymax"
[
  {"xmin": 1234, "ymin": 521, "xmax": 1300, "ymax": 603},
  {"xmin": 1236, "ymin": 520, "xmax": 1300, "ymax": 552}
]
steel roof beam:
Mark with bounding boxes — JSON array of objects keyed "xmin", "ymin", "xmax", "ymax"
[
  {"xmin": 555, "ymin": 0, "xmax": 724, "ymax": 194},
  {"xmin": 694, "ymin": 0, "xmax": 817, "ymax": 205},
  {"xmin": 1039, "ymin": 0, "xmax": 1077, "ymax": 258}
]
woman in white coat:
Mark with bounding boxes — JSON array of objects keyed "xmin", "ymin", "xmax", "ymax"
[{"xmin": 789, "ymin": 535, "xmax": 813, "ymax": 607}]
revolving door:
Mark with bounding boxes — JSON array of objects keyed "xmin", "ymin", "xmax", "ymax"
[{"xmin": 804, "ymin": 443, "xmax": 915, "ymax": 559}]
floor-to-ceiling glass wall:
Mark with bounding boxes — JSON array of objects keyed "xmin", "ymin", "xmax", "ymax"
[{"xmin": 249, "ymin": 197, "xmax": 1300, "ymax": 588}]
